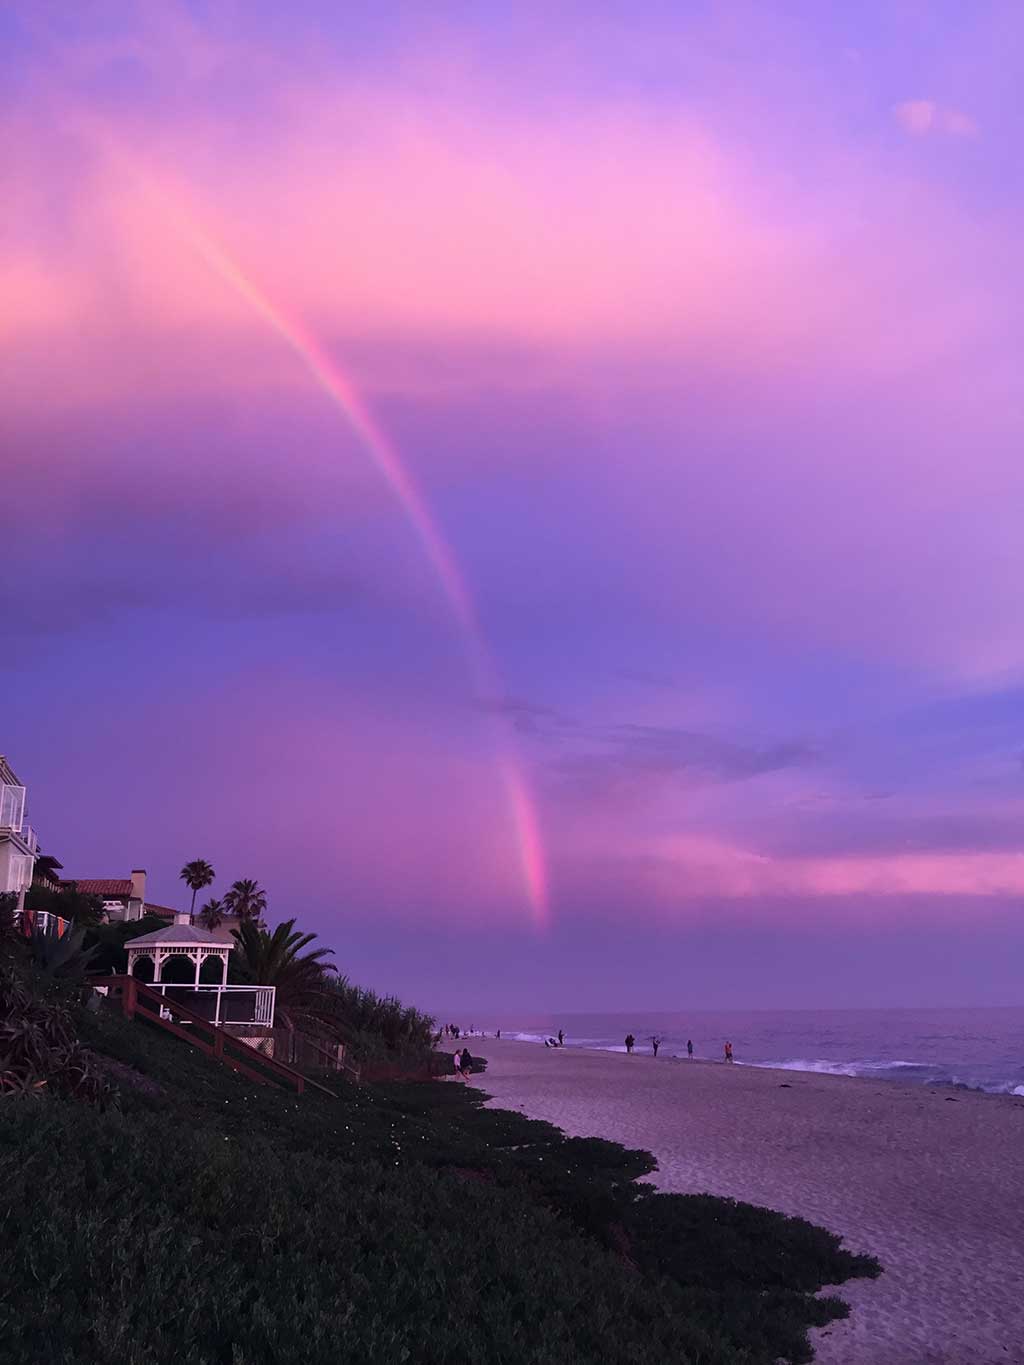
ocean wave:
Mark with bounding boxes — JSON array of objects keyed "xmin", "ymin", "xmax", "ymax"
[
  {"xmin": 746, "ymin": 1058, "xmax": 1024, "ymax": 1094},
  {"xmin": 498, "ymin": 1035, "xmax": 1024, "ymax": 1094},
  {"xmin": 756, "ymin": 1058, "xmax": 925, "ymax": 1078}
]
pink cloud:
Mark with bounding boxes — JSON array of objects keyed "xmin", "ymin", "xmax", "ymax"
[
  {"xmin": 3, "ymin": 30, "xmax": 1021, "ymax": 691},
  {"xmin": 894, "ymin": 99, "xmax": 978, "ymax": 137},
  {"xmin": 0, "ymin": 68, "xmax": 998, "ymax": 390},
  {"xmin": 632, "ymin": 833, "xmax": 1024, "ymax": 908}
]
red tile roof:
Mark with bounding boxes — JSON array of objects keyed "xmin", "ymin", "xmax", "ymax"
[
  {"xmin": 61, "ymin": 879, "xmax": 134, "ymax": 897},
  {"xmin": 142, "ymin": 903, "xmax": 178, "ymax": 918}
]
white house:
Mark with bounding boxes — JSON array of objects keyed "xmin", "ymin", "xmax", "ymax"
[{"xmin": 0, "ymin": 755, "xmax": 38, "ymax": 912}]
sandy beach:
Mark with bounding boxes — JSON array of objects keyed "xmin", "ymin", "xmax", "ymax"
[{"xmin": 478, "ymin": 1039, "xmax": 1024, "ymax": 1365}]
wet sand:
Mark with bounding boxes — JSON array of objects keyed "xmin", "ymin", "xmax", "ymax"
[{"xmin": 476, "ymin": 1038, "xmax": 1024, "ymax": 1364}]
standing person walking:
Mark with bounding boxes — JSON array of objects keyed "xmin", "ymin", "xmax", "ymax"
[
  {"xmin": 724, "ymin": 1041, "xmax": 734, "ymax": 1063},
  {"xmin": 558, "ymin": 1029, "xmax": 564, "ymax": 1047},
  {"xmin": 687, "ymin": 1038, "xmax": 694, "ymax": 1060},
  {"xmin": 624, "ymin": 1034, "xmax": 635, "ymax": 1054}
]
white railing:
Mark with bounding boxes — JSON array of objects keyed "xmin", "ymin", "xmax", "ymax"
[
  {"xmin": 144, "ymin": 982, "xmax": 276, "ymax": 1027},
  {"xmin": 0, "ymin": 783, "xmax": 25, "ymax": 833}
]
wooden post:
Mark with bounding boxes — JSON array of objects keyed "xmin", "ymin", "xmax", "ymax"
[
  {"xmin": 213, "ymin": 1029, "xmax": 224, "ymax": 1058},
  {"xmin": 123, "ymin": 975, "xmax": 137, "ymax": 1020}
]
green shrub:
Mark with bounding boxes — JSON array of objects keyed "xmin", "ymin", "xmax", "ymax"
[{"xmin": 0, "ymin": 978, "xmax": 880, "ymax": 1364}]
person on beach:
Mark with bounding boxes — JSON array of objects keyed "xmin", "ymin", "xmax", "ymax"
[
  {"xmin": 724, "ymin": 1041, "xmax": 733, "ymax": 1063},
  {"xmin": 625, "ymin": 1034, "xmax": 635, "ymax": 1054},
  {"xmin": 558, "ymin": 1029, "xmax": 564, "ymax": 1046},
  {"xmin": 651, "ymin": 1036, "xmax": 661, "ymax": 1057},
  {"xmin": 687, "ymin": 1039, "xmax": 694, "ymax": 1059},
  {"xmin": 452, "ymin": 1048, "xmax": 463, "ymax": 1079},
  {"xmin": 460, "ymin": 1047, "xmax": 473, "ymax": 1079},
  {"xmin": 496, "ymin": 1029, "xmax": 501, "ymax": 1040}
]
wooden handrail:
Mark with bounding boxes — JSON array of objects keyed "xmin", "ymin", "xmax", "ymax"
[
  {"xmin": 90, "ymin": 976, "xmax": 337, "ymax": 1098},
  {"xmin": 294, "ymin": 1030, "xmax": 361, "ymax": 1082}
]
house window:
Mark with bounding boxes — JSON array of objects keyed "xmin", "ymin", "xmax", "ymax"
[
  {"xmin": 0, "ymin": 785, "xmax": 25, "ymax": 832},
  {"xmin": 4, "ymin": 854, "xmax": 32, "ymax": 894}
]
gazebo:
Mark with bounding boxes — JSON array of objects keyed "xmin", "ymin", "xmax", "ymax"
[
  {"xmin": 125, "ymin": 913, "xmax": 274, "ymax": 1026},
  {"xmin": 127, "ymin": 914, "xmax": 230, "ymax": 988}
]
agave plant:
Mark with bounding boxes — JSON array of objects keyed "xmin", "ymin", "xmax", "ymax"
[
  {"xmin": 30, "ymin": 922, "xmax": 98, "ymax": 981},
  {"xmin": 0, "ymin": 967, "xmax": 108, "ymax": 1104}
]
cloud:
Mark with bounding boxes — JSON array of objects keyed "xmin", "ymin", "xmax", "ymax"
[
  {"xmin": 648, "ymin": 833, "xmax": 1024, "ymax": 902},
  {"xmin": 550, "ymin": 724, "xmax": 818, "ymax": 809},
  {"xmin": 894, "ymin": 99, "xmax": 977, "ymax": 138},
  {"xmin": 475, "ymin": 698, "xmax": 577, "ymax": 736}
]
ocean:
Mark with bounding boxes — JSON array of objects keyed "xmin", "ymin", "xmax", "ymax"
[{"xmin": 482, "ymin": 1007, "xmax": 1024, "ymax": 1096}]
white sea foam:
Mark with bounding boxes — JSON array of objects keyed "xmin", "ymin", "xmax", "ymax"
[{"xmin": 750, "ymin": 1058, "xmax": 924, "ymax": 1078}]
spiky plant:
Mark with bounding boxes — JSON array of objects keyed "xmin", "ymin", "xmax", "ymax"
[
  {"xmin": 322, "ymin": 976, "xmax": 436, "ymax": 1056},
  {"xmin": 30, "ymin": 923, "xmax": 98, "ymax": 981},
  {"xmin": 0, "ymin": 967, "xmax": 108, "ymax": 1104}
]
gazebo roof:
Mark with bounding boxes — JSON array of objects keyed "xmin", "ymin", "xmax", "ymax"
[{"xmin": 127, "ymin": 924, "xmax": 229, "ymax": 951}]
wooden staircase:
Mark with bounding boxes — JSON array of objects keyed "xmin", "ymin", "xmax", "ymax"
[{"xmin": 92, "ymin": 975, "xmax": 337, "ymax": 1097}]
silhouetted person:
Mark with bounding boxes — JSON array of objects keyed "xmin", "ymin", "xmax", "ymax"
[
  {"xmin": 558, "ymin": 1029, "xmax": 564, "ymax": 1046},
  {"xmin": 724, "ymin": 1040, "xmax": 734, "ymax": 1063},
  {"xmin": 651, "ymin": 1036, "xmax": 661, "ymax": 1058},
  {"xmin": 625, "ymin": 1034, "xmax": 635, "ymax": 1054},
  {"xmin": 687, "ymin": 1039, "xmax": 694, "ymax": 1059}
]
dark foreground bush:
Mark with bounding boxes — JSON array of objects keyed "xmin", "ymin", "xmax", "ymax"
[
  {"xmin": 0, "ymin": 967, "xmax": 108, "ymax": 1104},
  {"xmin": 0, "ymin": 988, "xmax": 879, "ymax": 1364}
]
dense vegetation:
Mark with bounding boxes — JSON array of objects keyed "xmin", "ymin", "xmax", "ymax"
[{"xmin": 0, "ymin": 948, "xmax": 879, "ymax": 1365}]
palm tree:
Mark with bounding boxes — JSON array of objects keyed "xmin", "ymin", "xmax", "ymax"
[
  {"xmin": 231, "ymin": 918, "xmax": 337, "ymax": 1036},
  {"xmin": 222, "ymin": 878, "xmax": 267, "ymax": 927},
  {"xmin": 197, "ymin": 898, "xmax": 225, "ymax": 931},
  {"xmin": 179, "ymin": 859, "xmax": 215, "ymax": 923}
]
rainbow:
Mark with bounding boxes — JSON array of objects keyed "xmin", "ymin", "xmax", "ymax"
[
  {"xmin": 159, "ymin": 193, "xmax": 549, "ymax": 924},
  {"xmin": 26, "ymin": 7, "xmax": 544, "ymax": 927}
]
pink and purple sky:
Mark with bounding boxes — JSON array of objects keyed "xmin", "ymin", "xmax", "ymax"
[{"xmin": 4, "ymin": 2, "xmax": 1024, "ymax": 1013}]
